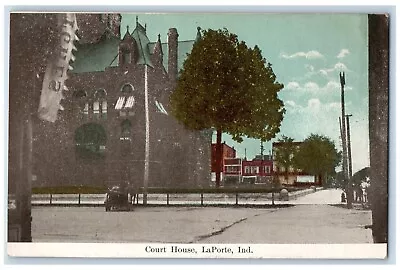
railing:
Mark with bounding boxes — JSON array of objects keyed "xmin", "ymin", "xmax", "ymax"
[{"xmin": 30, "ymin": 187, "xmax": 322, "ymax": 207}]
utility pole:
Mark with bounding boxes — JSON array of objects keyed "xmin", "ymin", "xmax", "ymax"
[
  {"xmin": 346, "ymin": 114, "xmax": 353, "ymax": 179},
  {"xmin": 260, "ymin": 140, "xmax": 264, "ymax": 174},
  {"xmin": 143, "ymin": 64, "xmax": 150, "ymax": 205},
  {"xmin": 339, "ymin": 72, "xmax": 352, "ymax": 208}
]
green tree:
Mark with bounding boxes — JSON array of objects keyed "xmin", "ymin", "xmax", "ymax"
[
  {"xmin": 294, "ymin": 134, "xmax": 341, "ymax": 186},
  {"xmin": 273, "ymin": 135, "xmax": 297, "ymax": 185},
  {"xmin": 170, "ymin": 28, "xmax": 285, "ymax": 187},
  {"xmin": 351, "ymin": 167, "xmax": 370, "ymax": 187}
]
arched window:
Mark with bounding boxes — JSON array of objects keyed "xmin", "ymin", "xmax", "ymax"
[
  {"xmin": 120, "ymin": 119, "xmax": 132, "ymax": 141},
  {"xmin": 73, "ymin": 90, "xmax": 89, "ymax": 119},
  {"xmin": 115, "ymin": 84, "xmax": 135, "ymax": 114},
  {"xmin": 75, "ymin": 123, "xmax": 107, "ymax": 159},
  {"xmin": 121, "ymin": 84, "xmax": 134, "ymax": 94},
  {"xmin": 94, "ymin": 89, "xmax": 107, "ymax": 119}
]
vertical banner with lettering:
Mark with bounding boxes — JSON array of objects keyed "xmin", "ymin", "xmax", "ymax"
[{"xmin": 37, "ymin": 13, "xmax": 78, "ymax": 122}]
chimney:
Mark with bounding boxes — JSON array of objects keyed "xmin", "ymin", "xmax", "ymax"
[{"xmin": 168, "ymin": 28, "xmax": 178, "ymax": 82}]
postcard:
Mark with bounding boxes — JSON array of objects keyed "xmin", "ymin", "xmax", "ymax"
[{"xmin": 7, "ymin": 11, "xmax": 389, "ymax": 260}]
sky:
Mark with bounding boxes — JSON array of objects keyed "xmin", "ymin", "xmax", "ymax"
[{"xmin": 121, "ymin": 13, "xmax": 369, "ymax": 174}]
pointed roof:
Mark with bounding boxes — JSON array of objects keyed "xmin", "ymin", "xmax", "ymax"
[
  {"xmin": 71, "ymin": 24, "xmax": 197, "ymax": 73},
  {"xmin": 131, "ymin": 20, "xmax": 153, "ymax": 67},
  {"xmin": 122, "ymin": 25, "xmax": 131, "ymax": 40},
  {"xmin": 153, "ymin": 34, "xmax": 163, "ymax": 56}
]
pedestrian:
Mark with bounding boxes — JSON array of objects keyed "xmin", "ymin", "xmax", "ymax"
[{"xmin": 356, "ymin": 187, "xmax": 362, "ymax": 202}]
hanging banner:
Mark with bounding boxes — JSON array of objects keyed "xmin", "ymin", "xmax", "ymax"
[{"xmin": 37, "ymin": 13, "xmax": 78, "ymax": 122}]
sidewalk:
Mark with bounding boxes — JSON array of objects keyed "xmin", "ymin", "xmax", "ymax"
[
  {"xmin": 196, "ymin": 204, "xmax": 373, "ymax": 243},
  {"xmin": 31, "ymin": 189, "xmax": 373, "ymax": 244}
]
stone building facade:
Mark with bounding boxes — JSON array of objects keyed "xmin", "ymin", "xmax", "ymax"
[{"xmin": 29, "ymin": 14, "xmax": 211, "ymax": 188}]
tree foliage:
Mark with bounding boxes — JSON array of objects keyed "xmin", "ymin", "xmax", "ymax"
[
  {"xmin": 273, "ymin": 135, "xmax": 297, "ymax": 182},
  {"xmin": 170, "ymin": 28, "xmax": 285, "ymax": 143},
  {"xmin": 294, "ymin": 134, "xmax": 341, "ymax": 183}
]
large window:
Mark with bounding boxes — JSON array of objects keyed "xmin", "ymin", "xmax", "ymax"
[
  {"xmin": 94, "ymin": 89, "xmax": 107, "ymax": 119},
  {"xmin": 116, "ymin": 84, "xmax": 135, "ymax": 113},
  {"xmin": 75, "ymin": 123, "xmax": 107, "ymax": 159}
]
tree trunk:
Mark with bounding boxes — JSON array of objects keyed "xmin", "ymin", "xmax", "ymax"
[
  {"xmin": 215, "ymin": 129, "xmax": 222, "ymax": 188},
  {"xmin": 284, "ymin": 169, "xmax": 288, "ymax": 185}
]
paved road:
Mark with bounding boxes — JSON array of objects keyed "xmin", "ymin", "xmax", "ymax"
[{"xmin": 31, "ymin": 189, "xmax": 372, "ymax": 243}]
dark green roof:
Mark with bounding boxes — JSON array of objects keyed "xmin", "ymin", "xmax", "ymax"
[
  {"xmin": 72, "ymin": 36, "xmax": 120, "ymax": 73},
  {"xmin": 72, "ymin": 24, "xmax": 195, "ymax": 74},
  {"xmin": 131, "ymin": 22, "xmax": 153, "ymax": 67}
]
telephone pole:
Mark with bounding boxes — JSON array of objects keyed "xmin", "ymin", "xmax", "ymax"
[
  {"xmin": 260, "ymin": 140, "xmax": 264, "ymax": 177},
  {"xmin": 339, "ymin": 72, "xmax": 352, "ymax": 208},
  {"xmin": 346, "ymin": 114, "xmax": 353, "ymax": 179}
]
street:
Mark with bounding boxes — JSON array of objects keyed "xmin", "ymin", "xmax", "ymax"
[{"xmin": 31, "ymin": 189, "xmax": 373, "ymax": 244}]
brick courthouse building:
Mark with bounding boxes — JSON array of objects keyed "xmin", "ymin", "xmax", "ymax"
[{"xmin": 30, "ymin": 14, "xmax": 211, "ymax": 188}]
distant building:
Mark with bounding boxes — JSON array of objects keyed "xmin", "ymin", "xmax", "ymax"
[
  {"xmin": 223, "ymin": 157, "xmax": 243, "ymax": 185},
  {"xmin": 211, "ymin": 142, "xmax": 236, "ymax": 184},
  {"xmin": 242, "ymin": 155, "xmax": 273, "ymax": 184},
  {"xmin": 272, "ymin": 141, "xmax": 317, "ymax": 186}
]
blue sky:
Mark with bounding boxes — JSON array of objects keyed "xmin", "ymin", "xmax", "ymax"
[{"xmin": 121, "ymin": 13, "xmax": 369, "ymax": 173}]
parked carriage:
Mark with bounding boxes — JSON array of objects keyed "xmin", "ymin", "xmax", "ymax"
[{"xmin": 104, "ymin": 185, "xmax": 135, "ymax": 212}]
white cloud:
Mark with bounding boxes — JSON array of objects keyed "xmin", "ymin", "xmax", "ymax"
[
  {"xmin": 304, "ymin": 82, "xmax": 319, "ymax": 92},
  {"xmin": 337, "ymin": 49, "xmax": 350, "ymax": 58},
  {"xmin": 285, "ymin": 98, "xmax": 341, "ymax": 115},
  {"xmin": 334, "ymin": 62, "xmax": 349, "ymax": 71},
  {"xmin": 284, "ymin": 80, "xmax": 346, "ymax": 95},
  {"xmin": 280, "ymin": 50, "xmax": 324, "ymax": 60},
  {"xmin": 286, "ymin": 81, "xmax": 300, "ymax": 90},
  {"xmin": 319, "ymin": 62, "xmax": 350, "ymax": 75}
]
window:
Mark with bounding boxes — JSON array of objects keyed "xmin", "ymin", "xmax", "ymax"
[
  {"xmin": 124, "ymin": 96, "xmax": 135, "ymax": 109},
  {"xmin": 120, "ymin": 119, "xmax": 131, "ymax": 141},
  {"xmin": 73, "ymin": 90, "xmax": 88, "ymax": 119},
  {"xmin": 244, "ymin": 166, "xmax": 250, "ymax": 174},
  {"xmin": 264, "ymin": 166, "xmax": 271, "ymax": 174},
  {"xmin": 93, "ymin": 101, "xmax": 100, "ymax": 115},
  {"xmin": 155, "ymin": 99, "xmax": 168, "ymax": 115},
  {"xmin": 115, "ymin": 97, "xmax": 125, "ymax": 110},
  {"xmin": 83, "ymin": 103, "xmax": 89, "ymax": 116},
  {"xmin": 121, "ymin": 84, "xmax": 134, "ymax": 94},
  {"xmin": 75, "ymin": 123, "xmax": 107, "ymax": 159},
  {"xmin": 225, "ymin": 166, "xmax": 239, "ymax": 173},
  {"xmin": 250, "ymin": 166, "xmax": 259, "ymax": 174},
  {"xmin": 101, "ymin": 101, "xmax": 107, "ymax": 119},
  {"xmin": 93, "ymin": 89, "xmax": 107, "ymax": 119},
  {"xmin": 116, "ymin": 84, "xmax": 135, "ymax": 114}
]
